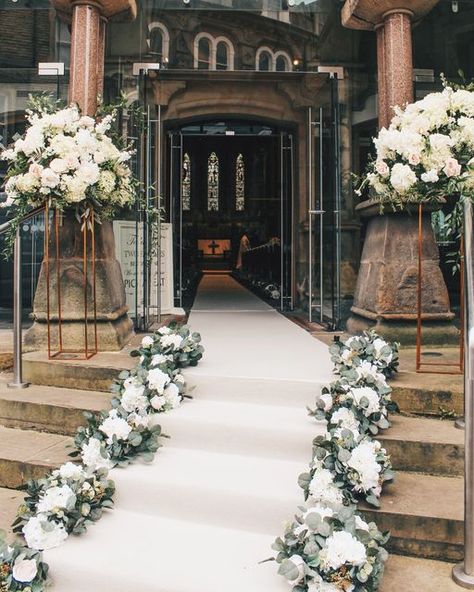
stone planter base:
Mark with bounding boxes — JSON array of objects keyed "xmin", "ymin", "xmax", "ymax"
[{"xmin": 348, "ymin": 200, "xmax": 459, "ymax": 345}]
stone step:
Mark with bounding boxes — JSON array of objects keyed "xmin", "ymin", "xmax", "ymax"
[
  {"xmin": 114, "ymin": 445, "xmax": 308, "ymax": 535},
  {"xmin": 391, "ymin": 371, "xmax": 463, "ymax": 417},
  {"xmin": 380, "ymin": 554, "xmax": 460, "ymax": 592},
  {"xmin": 0, "ymin": 487, "xmax": 25, "ymax": 542},
  {"xmin": 0, "ymin": 425, "xmax": 72, "ymax": 488},
  {"xmin": 361, "ymin": 471, "xmax": 463, "ymax": 562},
  {"xmin": 379, "ymin": 415, "xmax": 463, "ymax": 477},
  {"xmin": 0, "ymin": 378, "xmax": 111, "ymax": 436},
  {"xmin": 23, "ymin": 350, "xmax": 135, "ymax": 392},
  {"xmin": 158, "ymin": 398, "xmax": 323, "ymax": 461}
]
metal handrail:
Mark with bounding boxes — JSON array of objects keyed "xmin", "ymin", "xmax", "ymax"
[
  {"xmin": 0, "ymin": 206, "xmax": 45, "ymax": 388},
  {"xmin": 453, "ymin": 197, "xmax": 474, "ymax": 588}
]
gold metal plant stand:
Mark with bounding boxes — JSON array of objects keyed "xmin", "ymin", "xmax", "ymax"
[
  {"xmin": 416, "ymin": 203, "xmax": 464, "ymax": 374},
  {"xmin": 44, "ymin": 203, "xmax": 98, "ymax": 359}
]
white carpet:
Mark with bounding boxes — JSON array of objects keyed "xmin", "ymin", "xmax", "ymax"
[{"xmin": 45, "ymin": 275, "xmax": 332, "ymax": 591}]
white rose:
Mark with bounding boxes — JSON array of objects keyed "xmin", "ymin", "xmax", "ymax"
[
  {"xmin": 349, "ymin": 386, "xmax": 381, "ymax": 416},
  {"xmin": 28, "ymin": 162, "xmax": 43, "ymax": 178},
  {"xmin": 318, "ymin": 392, "xmax": 333, "ymax": 412},
  {"xmin": 40, "ymin": 168, "xmax": 60, "ymax": 189},
  {"xmin": 78, "ymin": 161, "xmax": 100, "ymax": 186},
  {"xmin": 330, "ymin": 407, "xmax": 360, "ymax": 433},
  {"xmin": 150, "ymin": 395, "xmax": 166, "ymax": 411},
  {"xmin": 347, "ymin": 440, "xmax": 382, "ymax": 494},
  {"xmin": 151, "ymin": 353, "xmax": 172, "ymax": 366},
  {"xmin": 121, "ymin": 378, "xmax": 147, "ymax": 413},
  {"xmin": 164, "ymin": 383, "xmax": 182, "ymax": 409},
  {"xmin": 50, "ymin": 158, "xmax": 68, "ymax": 174},
  {"xmin": 375, "ymin": 160, "xmax": 389, "ymax": 177},
  {"xmin": 160, "ymin": 334, "xmax": 184, "ymax": 350},
  {"xmin": 79, "ymin": 115, "xmax": 95, "ymax": 128},
  {"xmin": 309, "ymin": 468, "xmax": 344, "ymax": 508},
  {"xmin": 16, "ymin": 173, "xmax": 38, "ymax": 193},
  {"xmin": 37, "ymin": 484, "xmax": 77, "ymax": 513},
  {"xmin": 12, "ymin": 558, "xmax": 38, "ymax": 583},
  {"xmin": 22, "ymin": 515, "xmax": 68, "ymax": 550},
  {"xmin": 443, "ymin": 157, "xmax": 462, "ymax": 178},
  {"xmin": 319, "ymin": 531, "xmax": 367, "ymax": 572},
  {"xmin": 286, "ymin": 555, "xmax": 306, "ymax": 585}
]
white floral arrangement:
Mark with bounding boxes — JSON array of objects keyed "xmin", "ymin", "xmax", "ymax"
[
  {"xmin": 329, "ymin": 332, "xmax": 399, "ymax": 378},
  {"xmin": 135, "ymin": 323, "xmax": 204, "ymax": 368},
  {"xmin": 13, "ymin": 463, "xmax": 114, "ymax": 551},
  {"xmin": 359, "ymin": 85, "xmax": 474, "ymax": 209},
  {"xmin": 311, "ymin": 376, "xmax": 396, "ymax": 437},
  {"xmin": 299, "ymin": 431, "xmax": 394, "ymax": 508},
  {"xmin": 0, "ymin": 96, "xmax": 136, "ymax": 251},
  {"xmin": 274, "ymin": 331, "xmax": 397, "ymax": 590},
  {"xmin": 2, "ymin": 322, "xmax": 204, "ymax": 591},
  {"xmin": 273, "ymin": 504, "xmax": 388, "ymax": 592},
  {"xmin": 0, "ymin": 534, "xmax": 49, "ymax": 591}
]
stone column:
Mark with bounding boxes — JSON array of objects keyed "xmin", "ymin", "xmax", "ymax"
[
  {"xmin": 383, "ymin": 9, "xmax": 414, "ymax": 117},
  {"xmin": 25, "ymin": 0, "xmax": 136, "ymax": 352},
  {"xmin": 375, "ymin": 23, "xmax": 389, "ymax": 129},
  {"xmin": 342, "ymin": 0, "xmax": 455, "ymax": 345}
]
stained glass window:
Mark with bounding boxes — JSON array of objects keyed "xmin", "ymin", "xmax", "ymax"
[
  {"xmin": 182, "ymin": 153, "xmax": 191, "ymax": 211},
  {"xmin": 207, "ymin": 152, "xmax": 219, "ymax": 211},
  {"xmin": 235, "ymin": 153, "xmax": 245, "ymax": 211}
]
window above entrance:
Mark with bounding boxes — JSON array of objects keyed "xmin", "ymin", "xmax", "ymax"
[
  {"xmin": 194, "ymin": 33, "xmax": 234, "ymax": 70},
  {"xmin": 147, "ymin": 21, "xmax": 170, "ymax": 65},
  {"xmin": 256, "ymin": 46, "xmax": 292, "ymax": 71}
]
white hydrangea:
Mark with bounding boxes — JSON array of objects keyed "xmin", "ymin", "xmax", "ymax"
[
  {"xmin": 151, "ymin": 353, "xmax": 173, "ymax": 366},
  {"xmin": 141, "ymin": 335, "xmax": 154, "ymax": 348},
  {"xmin": 308, "ymin": 468, "xmax": 344, "ymax": 508},
  {"xmin": 37, "ymin": 484, "xmax": 76, "ymax": 514},
  {"xmin": 55, "ymin": 462, "xmax": 85, "ymax": 481},
  {"xmin": 121, "ymin": 377, "xmax": 148, "ymax": 413},
  {"xmin": 160, "ymin": 333, "xmax": 184, "ymax": 350},
  {"xmin": 349, "ymin": 386, "xmax": 381, "ymax": 416},
  {"xmin": 389, "ymin": 163, "xmax": 417, "ymax": 193},
  {"xmin": 23, "ymin": 514, "xmax": 68, "ymax": 550},
  {"xmin": 99, "ymin": 409, "xmax": 132, "ymax": 443},
  {"xmin": 164, "ymin": 383, "xmax": 182, "ymax": 409},
  {"xmin": 319, "ymin": 530, "xmax": 367, "ymax": 572},
  {"xmin": 158, "ymin": 326, "xmax": 171, "ymax": 335},
  {"xmin": 147, "ymin": 368, "xmax": 170, "ymax": 394},
  {"xmin": 347, "ymin": 440, "xmax": 382, "ymax": 495},
  {"xmin": 81, "ymin": 437, "xmax": 113, "ymax": 471},
  {"xmin": 330, "ymin": 407, "xmax": 360, "ymax": 435}
]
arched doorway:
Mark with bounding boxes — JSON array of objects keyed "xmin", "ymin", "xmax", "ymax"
[{"xmin": 166, "ymin": 118, "xmax": 294, "ymax": 311}]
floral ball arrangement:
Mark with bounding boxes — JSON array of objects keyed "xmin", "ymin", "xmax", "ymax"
[
  {"xmin": 359, "ymin": 86, "xmax": 474, "ymax": 208},
  {"xmin": 274, "ymin": 332, "xmax": 398, "ymax": 591},
  {"xmin": 1, "ymin": 322, "xmax": 204, "ymax": 591}
]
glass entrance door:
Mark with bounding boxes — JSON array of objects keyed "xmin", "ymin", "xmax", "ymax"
[
  {"xmin": 167, "ymin": 122, "xmax": 294, "ymax": 312},
  {"xmin": 308, "ymin": 74, "xmax": 342, "ymax": 330}
]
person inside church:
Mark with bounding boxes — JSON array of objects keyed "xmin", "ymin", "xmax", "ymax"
[{"xmin": 236, "ymin": 230, "xmax": 250, "ymax": 271}]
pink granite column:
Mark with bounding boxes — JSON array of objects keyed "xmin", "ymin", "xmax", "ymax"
[
  {"xmin": 69, "ymin": 1, "xmax": 101, "ymax": 115},
  {"xmin": 375, "ymin": 23, "xmax": 389, "ymax": 130},
  {"xmin": 97, "ymin": 16, "xmax": 107, "ymax": 97},
  {"xmin": 383, "ymin": 9, "xmax": 414, "ymax": 120}
]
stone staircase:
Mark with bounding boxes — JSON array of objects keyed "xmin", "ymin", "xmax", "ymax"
[{"xmin": 0, "ymin": 348, "xmax": 466, "ymax": 591}]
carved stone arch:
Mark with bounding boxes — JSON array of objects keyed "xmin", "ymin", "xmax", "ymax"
[{"xmin": 147, "ymin": 21, "xmax": 170, "ymax": 62}]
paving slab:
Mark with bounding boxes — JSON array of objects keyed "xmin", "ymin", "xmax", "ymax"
[{"xmin": 380, "ymin": 554, "xmax": 460, "ymax": 592}]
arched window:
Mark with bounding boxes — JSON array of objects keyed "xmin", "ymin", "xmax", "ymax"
[
  {"xmin": 147, "ymin": 22, "xmax": 170, "ymax": 64},
  {"xmin": 216, "ymin": 41, "xmax": 229, "ymax": 70},
  {"xmin": 197, "ymin": 35, "xmax": 212, "ymax": 69},
  {"xmin": 257, "ymin": 50, "xmax": 272, "ymax": 71},
  {"xmin": 275, "ymin": 52, "xmax": 291, "ymax": 72},
  {"xmin": 207, "ymin": 152, "xmax": 219, "ymax": 211},
  {"xmin": 182, "ymin": 153, "xmax": 191, "ymax": 211},
  {"xmin": 194, "ymin": 34, "xmax": 234, "ymax": 70},
  {"xmin": 235, "ymin": 153, "xmax": 245, "ymax": 211}
]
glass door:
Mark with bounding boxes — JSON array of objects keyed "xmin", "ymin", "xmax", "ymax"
[
  {"xmin": 308, "ymin": 74, "xmax": 342, "ymax": 330},
  {"xmin": 280, "ymin": 131, "xmax": 294, "ymax": 311}
]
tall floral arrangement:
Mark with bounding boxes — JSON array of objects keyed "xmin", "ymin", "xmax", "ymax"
[
  {"xmin": 0, "ymin": 95, "xmax": 136, "ymax": 252},
  {"xmin": 359, "ymin": 86, "xmax": 474, "ymax": 209}
]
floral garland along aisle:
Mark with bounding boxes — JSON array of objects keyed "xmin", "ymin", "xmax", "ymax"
[
  {"xmin": 273, "ymin": 331, "xmax": 399, "ymax": 592},
  {"xmin": 0, "ymin": 323, "xmax": 204, "ymax": 591}
]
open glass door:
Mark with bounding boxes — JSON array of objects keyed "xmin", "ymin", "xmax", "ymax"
[
  {"xmin": 280, "ymin": 131, "xmax": 294, "ymax": 311},
  {"xmin": 122, "ymin": 70, "xmax": 162, "ymax": 331},
  {"xmin": 308, "ymin": 73, "xmax": 342, "ymax": 330}
]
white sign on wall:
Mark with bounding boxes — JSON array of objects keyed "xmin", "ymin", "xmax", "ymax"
[{"xmin": 113, "ymin": 220, "xmax": 183, "ymax": 317}]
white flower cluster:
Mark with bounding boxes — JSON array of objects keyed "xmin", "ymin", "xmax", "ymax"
[
  {"xmin": 138, "ymin": 323, "xmax": 204, "ymax": 369},
  {"xmin": 1, "ymin": 102, "xmax": 135, "ymax": 211},
  {"xmin": 361, "ymin": 86, "xmax": 474, "ymax": 205},
  {"xmin": 274, "ymin": 331, "xmax": 397, "ymax": 591},
  {"xmin": 6, "ymin": 322, "xmax": 204, "ymax": 591}
]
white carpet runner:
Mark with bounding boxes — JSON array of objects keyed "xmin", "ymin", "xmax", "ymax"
[{"xmin": 45, "ymin": 275, "xmax": 333, "ymax": 591}]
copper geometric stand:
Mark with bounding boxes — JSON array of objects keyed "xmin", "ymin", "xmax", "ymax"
[
  {"xmin": 44, "ymin": 203, "xmax": 98, "ymax": 360},
  {"xmin": 416, "ymin": 203, "xmax": 464, "ymax": 374}
]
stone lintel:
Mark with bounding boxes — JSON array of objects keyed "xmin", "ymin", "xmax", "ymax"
[
  {"xmin": 341, "ymin": 0, "xmax": 440, "ymax": 30},
  {"xmin": 51, "ymin": 0, "xmax": 137, "ymax": 22}
]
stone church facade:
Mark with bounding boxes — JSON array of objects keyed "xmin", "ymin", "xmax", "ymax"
[{"xmin": 0, "ymin": 0, "xmax": 473, "ymax": 343}]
